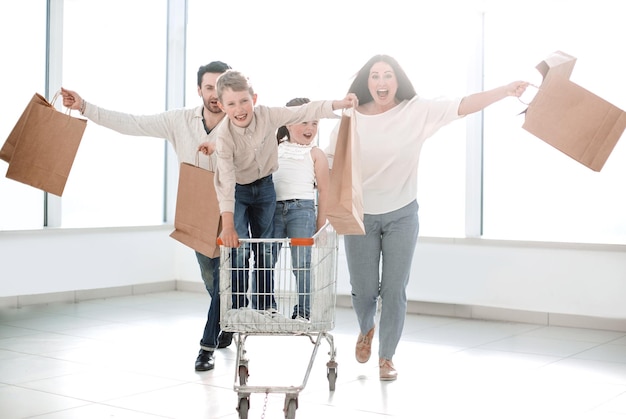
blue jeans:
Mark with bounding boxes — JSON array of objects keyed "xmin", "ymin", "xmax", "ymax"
[
  {"xmin": 344, "ymin": 200, "xmax": 419, "ymax": 360},
  {"xmin": 232, "ymin": 175, "xmax": 276, "ymax": 310},
  {"xmin": 273, "ymin": 199, "xmax": 316, "ymax": 318},
  {"xmin": 195, "ymin": 251, "xmax": 221, "ymax": 350}
]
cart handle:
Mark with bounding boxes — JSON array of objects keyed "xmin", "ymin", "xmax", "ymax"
[{"xmin": 216, "ymin": 237, "xmax": 314, "ymax": 246}]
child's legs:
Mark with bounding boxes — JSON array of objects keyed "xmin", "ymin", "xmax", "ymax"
[
  {"xmin": 230, "ymin": 244, "xmax": 250, "ymax": 309},
  {"xmin": 247, "ymin": 175, "xmax": 277, "ymax": 310},
  {"xmin": 293, "ymin": 247, "xmax": 311, "ymax": 318},
  {"xmin": 247, "ymin": 175, "xmax": 276, "ymax": 239},
  {"xmin": 232, "ymin": 183, "xmax": 255, "ymax": 308},
  {"xmin": 284, "ymin": 200, "xmax": 316, "ymax": 317}
]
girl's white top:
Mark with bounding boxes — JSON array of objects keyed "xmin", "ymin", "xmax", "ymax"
[{"xmin": 273, "ymin": 142, "xmax": 316, "ymax": 201}]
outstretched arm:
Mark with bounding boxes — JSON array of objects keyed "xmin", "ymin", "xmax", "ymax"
[{"xmin": 457, "ymin": 81, "xmax": 528, "ymax": 116}]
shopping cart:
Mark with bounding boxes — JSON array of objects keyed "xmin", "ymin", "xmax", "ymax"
[{"xmin": 219, "ymin": 222, "xmax": 338, "ymax": 419}]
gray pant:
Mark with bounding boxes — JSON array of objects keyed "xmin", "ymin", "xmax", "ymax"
[{"xmin": 344, "ymin": 200, "xmax": 419, "ymax": 360}]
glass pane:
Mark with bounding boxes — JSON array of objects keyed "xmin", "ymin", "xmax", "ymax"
[
  {"xmin": 61, "ymin": 0, "xmax": 167, "ymax": 228},
  {"xmin": 0, "ymin": 0, "xmax": 47, "ymax": 231},
  {"xmin": 187, "ymin": 0, "xmax": 477, "ymax": 237},
  {"xmin": 483, "ymin": 0, "xmax": 626, "ymax": 244}
]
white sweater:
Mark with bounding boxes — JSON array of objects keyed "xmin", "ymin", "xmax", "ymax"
[{"xmin": 326, "ymin": 96, "xmax": 462, "ymax": 215}]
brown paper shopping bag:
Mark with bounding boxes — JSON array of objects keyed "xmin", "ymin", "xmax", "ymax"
[
  {"xmin": 522, "ymin": 51, "xmax": 626, "ymax": 171},
  {"xmin": 2, "ymin": 92, "xmax": 87, "ymax": 195},
  {"xmin": 0, "ymin": 94, "xmax": 50, "ymax": 163},
  {"xmin": 170, "ymin": 153, "xmax": 222, "ymax": 258},
  {"xmin": 326, "ymin": 109, "xmax": 365, "ymax": 235}
]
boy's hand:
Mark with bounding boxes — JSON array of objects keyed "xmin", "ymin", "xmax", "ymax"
[
  {"xmin": 219, "ymin": 226, "xmax": 240, "ymax": 248},
  {"xmin": 332, "ymin": 93, "xmax": 358, "ymax": 110},
  {"xmin": 344, "ymin": 93, "xmax": 358, "ymax": 108},
  {"xmin": 198, "ymin": 141, "xmax": 216, "ymax": 155},
  {"xmin": 218, "ymin": 212, "xmax": 239, "ymax": 248}
]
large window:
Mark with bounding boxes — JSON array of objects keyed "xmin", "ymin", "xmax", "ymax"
[
  {"xmin": 482, "ymin": 0, "xmax": 626, "ymax": 244},
  {"xmin": 2, "ymin": 0, "xmax": 624, "ymax": 245},
  {"xmin": 59, "ymin": 0, "xmax": 167, "ymax": 227},
  {"xmin": 187, "ymin": 0, "xmax": 480, "ymax": 237},
  {"xmin": 0, "ymin": 0, "xmax": 47, "ymax": 230}
]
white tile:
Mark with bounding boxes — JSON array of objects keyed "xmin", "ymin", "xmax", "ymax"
[
  {"xmin": 107, "ymin": 382, "xmax": 234, "ymax": 419},
  {"xmin": 28, "ymin": 403, "xmax": 170, "ymax": 419},
  {"xmin": 539, "ymin": 357, "xmax": 626, "ymax": 386},
  {"xmin": 521, "ymin": 325, "xmax": 625, "ymax": 343},
  {"xmin": 478, "ymin": 334, "xmax": 600, "ymax": 357},
  {"xmin": 0, "ymin": 331, "xmax": 96, "ymax": 354},
  {"xmin": 0, "ymin": 383, "xmax": 86, "ymax": 419},
  {"xmin": 0, "ymin": 354, "xmax": 88, "ymax": 384},
  {"xmin": 403, "ymin": 318, "xmax": 538, "ymax": 347},
  {"xmin": 2, "ymin": 290, "xmax": 626, "ymax": 419},
  {"xmin": 2, "ymin": 314, "xmax": 111, "ymax": 333},
  {"xmin": 573, "ymin": 343, "xmax": 626, "ymax": 364},
  {"xmin": 0, "ymin": 324, "xmax": 39, "ymax": 339},
  {"xmin": 21, "ymin": 368, "xmax": 184, "ymax": 402}
]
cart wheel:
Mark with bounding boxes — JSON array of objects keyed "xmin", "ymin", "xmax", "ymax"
[
  {"xmin": 237, "ymin": 397, "xmax": 249, "ymax": 419},
  {"xmin": 238, "ymin": 365, "xmax": 249, "ymax": 386},
  {"xmin": 285, "ymin": 398, "xmax": 297, "ymax": 419},
  {"xmin": 327, "ymin": 367, "xmax": 337, "ymax": 391}
]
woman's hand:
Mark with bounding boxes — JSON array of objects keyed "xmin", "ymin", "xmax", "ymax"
[
  {"xmin": 60, "ymin": 87, "xmax": 83, "ymax": 111},
  {"xmin": 505, "ymin": 81, "xmax": 530, "ymax": 98}
]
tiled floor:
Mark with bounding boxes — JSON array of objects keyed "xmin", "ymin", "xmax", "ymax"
[{"xmin": 2, "ymin": 291, "xmax": 626, "ymax": 418}]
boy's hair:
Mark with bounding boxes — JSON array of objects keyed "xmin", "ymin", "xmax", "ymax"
[
  {"xmin": 196, "ymin": 61, "xmax": 231, "ymax": 87},
  {"xmin": 216, "ymin": 70, "xmax": 255, "ymax": 101},
  {"xmin": 276, "ymin": 97, "xmax": 310, "ymax": 143},
  {"xmin": 348, "ymin": 54, "xmax": 417, "ymax": 105}
]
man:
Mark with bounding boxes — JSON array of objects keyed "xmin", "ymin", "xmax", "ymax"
[{"xmin": 61, "ymin": 61, "xmax": 233, "ymax": 371}]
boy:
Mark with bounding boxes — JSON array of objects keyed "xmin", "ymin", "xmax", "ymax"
[{"xmin": 200, "ymin": 70, "xmax": 356, "ymax": 310}]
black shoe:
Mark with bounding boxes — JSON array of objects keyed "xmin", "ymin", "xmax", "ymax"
[
  {"xmin": 195, "ymin": 349, "xmax": 215, "ymax": 371},
  {"xmin": 217, "ymin": 332, "xmax": 233, "ymax": 349}
]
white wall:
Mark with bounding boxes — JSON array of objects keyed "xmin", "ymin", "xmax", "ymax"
[
  {"xmin": 0, "ymin": 226, "xmax": 176, "ymax": 297},
  {"xmin": 2, "ymin": 227, "xmax": 624, "ymax": 322}
]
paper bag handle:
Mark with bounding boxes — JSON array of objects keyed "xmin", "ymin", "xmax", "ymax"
[
  {"xmin": 195, "ymin": 150, "xmax": 216, "ymax": 171},
  {"xmin": 517, "ymin": 83, "xmax": 540, "ymax": 106},
  {"xmin": 50, "ymin": 89, "xmax": 75, "ymax": 116}
]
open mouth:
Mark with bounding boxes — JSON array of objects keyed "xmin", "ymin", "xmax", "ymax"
[
  {"xmin": 377, "ymin": 89, "xmax": 389, "ymax": 100},
  {"xmin": 234, "ymin": 113, "xmax": 247, "ymax": 122}
]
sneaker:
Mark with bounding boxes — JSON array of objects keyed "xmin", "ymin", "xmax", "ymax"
[
  {"xmin": 217, "ymin": 332, "xmax": 233, "ymax": 349},
  {"xmin": 379, "ymin": 358, "xmax": 397, "ymax": 381},
  {"xmin": 355, "ymin": 326, "xmax": 375, "ymax": 363}
]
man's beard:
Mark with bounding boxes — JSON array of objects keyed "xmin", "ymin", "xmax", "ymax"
[{"xmin": 204, "ymin": 98, "xmax": 222, "ymax": 114}]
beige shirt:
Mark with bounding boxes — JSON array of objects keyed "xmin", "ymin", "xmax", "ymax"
[
  {"xmin": 83, "ymin": 103, "xmax": 221, "ymax": 170},
  {"xmin": 214, "ymin": 101, "xmax": 337, "ymax": 213}
]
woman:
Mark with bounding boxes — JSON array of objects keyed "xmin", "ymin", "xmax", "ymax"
[{"xmin": 326, "ymin": 54, "xmax": 527, "ymax": 381}]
